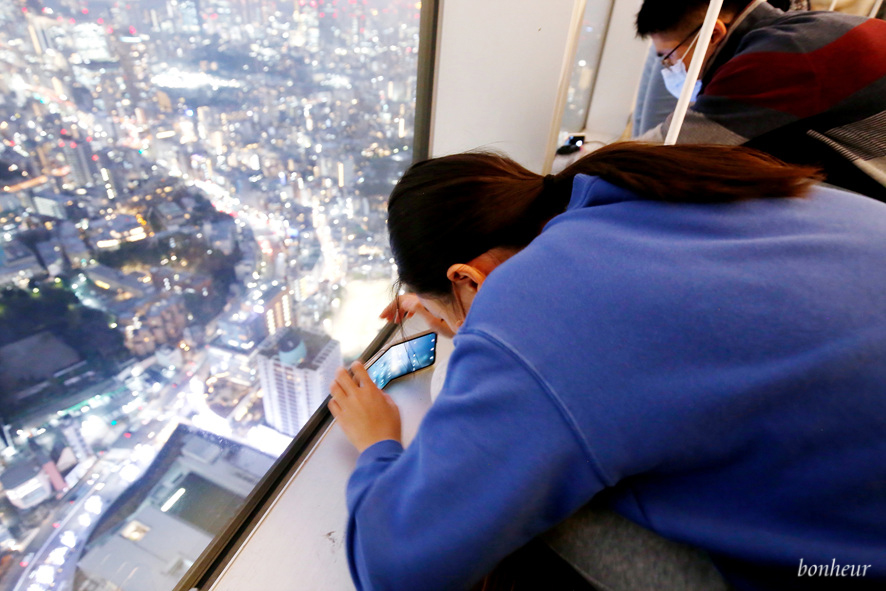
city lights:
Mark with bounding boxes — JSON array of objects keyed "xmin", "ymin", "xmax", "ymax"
[{"xmin": 0, "ymin": 0, "xmax": 419, "ymax": 588}]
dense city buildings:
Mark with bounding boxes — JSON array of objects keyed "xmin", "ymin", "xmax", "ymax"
[{"xmin": 0, "ymin": 0, "xmax": 419, "ymax": 587}]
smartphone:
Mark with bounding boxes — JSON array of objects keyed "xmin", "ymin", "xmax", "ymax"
[{"xmin": 365, "ymin": 331, "xmax": 437, "ymax": 389}]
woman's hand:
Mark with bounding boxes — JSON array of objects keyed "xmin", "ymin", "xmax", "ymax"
[
  {"xmin": 329, "ymin": 361, "xmax": 402, "ymax": 453},
  {"xmin": 380, "ymin": 294, "xmax": 455, "ymax": 338}
]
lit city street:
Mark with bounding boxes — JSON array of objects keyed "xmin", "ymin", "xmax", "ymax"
[{"xmin": 0, "ymin": 0, "xmax": 418, "ymax": 588}]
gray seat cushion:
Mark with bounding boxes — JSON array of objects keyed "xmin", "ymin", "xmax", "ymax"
[{"xmin": 543, "ymin": 504, "xmax": 732, "ymax": 591}]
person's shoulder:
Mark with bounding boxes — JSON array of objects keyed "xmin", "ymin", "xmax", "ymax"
[
  {"xmin": 744, "ymin": 9, "xmax": 871, "ymax": 48},
  {"xmin": 808, "ymin": 184, "xmax": 886, "ymax": 212},
  {"xmin": 790, "ymin": 185, "xmax": 886, "ymax": 241},
  {"xmin": 773, "ymin": 9, "xmax": 876, "ymax": 40},
  {"xmin": 774, "ymin": 8, "xmax": 869, "ymax": 24}
]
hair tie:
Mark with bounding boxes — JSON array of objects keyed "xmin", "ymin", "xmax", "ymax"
[{"xmin": 542, "ymin": 174, "xmax": 556, "ymax": 190}]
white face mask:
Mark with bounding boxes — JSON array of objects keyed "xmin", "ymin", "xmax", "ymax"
[
  {"xmin": 659, "ymin": 31, "xmax": 703, "ymax": 102},
  {"xmin": 661, "ymin": 59, "xmax": 702, "ymax": 102}
]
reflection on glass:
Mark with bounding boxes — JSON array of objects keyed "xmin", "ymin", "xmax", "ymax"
[
  {"xmin": 560, "ymin": 0, "xmax": 615, "ymax": 133},
  {"xmin": 0, "ymin": 0, "xmax": 419, "ymax": 589}
]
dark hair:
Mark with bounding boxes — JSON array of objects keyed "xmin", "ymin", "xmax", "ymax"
[
  {"xmin": 387, "ymin": 143, "xmax": 821, "ymax": 297},
  {"xmin": 636, "ymin": 0, "xmax": 752, "ymax": 37}
]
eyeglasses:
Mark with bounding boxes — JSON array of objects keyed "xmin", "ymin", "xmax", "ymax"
[{"xmin": 660, "ymin": 24, "xmax": 703, "ymax": 68}]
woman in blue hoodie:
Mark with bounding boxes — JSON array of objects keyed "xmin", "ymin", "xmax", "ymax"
[{"xmin": 329, "ymin": 143, "xmax": 886, "ymax": 591}]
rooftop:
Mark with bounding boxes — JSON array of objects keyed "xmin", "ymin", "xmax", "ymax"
[
  {"xmin": 0, "ymin": 456, "xmax": 43, "ymax": 489},
  {"xmin": 257, "ymin": 327, "xmax": 335, "ymax": 371},
  {"xmin": 0, "ymin": 331, "xmax": 82, "ymax": 395}
]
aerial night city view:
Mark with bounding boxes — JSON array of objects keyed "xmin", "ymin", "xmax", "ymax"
[{"xmin": 0, "ymin": 0, "xmax": 419, "ymax": 587}]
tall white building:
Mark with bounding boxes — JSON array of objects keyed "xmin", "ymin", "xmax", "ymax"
[
  {"xmin": 255, "ymin": 283, "xmax": 294, "ymax": 338},
  {"xmin": 59, "ymin": 415, "xmax": 94, "ymax": 463},
  {"xmin": 256, "ymin": 328, "xmax": 341, "ymax": 437}
]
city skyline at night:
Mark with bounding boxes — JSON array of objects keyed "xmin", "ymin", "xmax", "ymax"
[{"xmin": 0, "ymin": 0, "xmax": 419, "ymax": 588}]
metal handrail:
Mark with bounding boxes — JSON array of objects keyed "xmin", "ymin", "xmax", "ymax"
[{"xmin": 665, "ymin": 0, "xmax": 726, "ymax": 145}]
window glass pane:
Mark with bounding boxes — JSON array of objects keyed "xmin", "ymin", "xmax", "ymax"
[
  {"xmin": 560, "ymin": 0, "xmax": 614, "ymax": 134},
  {"xmin": 0, "ymin": 0, "xmax": 418, "ymax": 589}
]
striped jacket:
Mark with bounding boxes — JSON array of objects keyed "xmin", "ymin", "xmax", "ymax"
[{"xmin": 647, "ymin": 1, "xmax": 886, "ymax": 200}]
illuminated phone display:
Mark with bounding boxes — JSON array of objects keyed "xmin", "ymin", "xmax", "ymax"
[{"xmin": 366, "ymin": 332, "xmax": 437, "ymax": 389}]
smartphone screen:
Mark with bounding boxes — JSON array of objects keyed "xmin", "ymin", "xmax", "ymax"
[{"xmin": 366, "ymin": 332, "xmax": 437, "ymax": 389}]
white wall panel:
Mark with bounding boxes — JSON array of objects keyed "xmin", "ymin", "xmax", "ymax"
[
  {"xmin": 430, "ymin": 0, "xmax": 586, "ymax": 173},
  {"xmin": 583, "ymin": 0, "xmax": 649, "ymax": 141}
]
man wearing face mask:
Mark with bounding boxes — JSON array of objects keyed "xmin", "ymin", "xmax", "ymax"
[{"xmin": 635, "ymin": 0, "xmax": 886, "ymax": 201}]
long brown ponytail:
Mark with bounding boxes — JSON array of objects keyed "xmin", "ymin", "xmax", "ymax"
[
  {"xmin": 558, "ymin": 142, "xmax": 821, "ymax": 203},
  {"xmin": 387, "ymin": 143, "xmax": 821, "ymax": 296}
]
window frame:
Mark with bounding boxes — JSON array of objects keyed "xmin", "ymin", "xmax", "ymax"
[
  {"xmin": 173, "ymin": 323, "xmax": 399, "ymax": 590},
  {"xmin": 170, "ymin": 0, "xmax": 437, "ymax": 585}
]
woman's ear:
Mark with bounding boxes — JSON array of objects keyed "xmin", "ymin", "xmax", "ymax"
[
  {"xmin": 446, "ymin": 248, "xmax": 517, "ymax": 290},
  {"xmin": 446, "ymin": 263, "xmax": 485, "ymax": 293},
  {"xmin": 443, "ymin": 250, "xmax": 517, "ymax": 327},
  {"xmin": 445, "ymin": 263, "xmax": 485, "ymax": 327}
]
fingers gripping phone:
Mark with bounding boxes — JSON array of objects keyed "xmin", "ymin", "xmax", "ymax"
[{"xmin": 365, "ymin": 331, "xmax": 437, "ymax": 389}]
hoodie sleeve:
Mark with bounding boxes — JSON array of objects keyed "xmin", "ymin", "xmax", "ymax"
[{"xmin": 345, "ymin": 329, "xmax": 607, "ymax": 591}]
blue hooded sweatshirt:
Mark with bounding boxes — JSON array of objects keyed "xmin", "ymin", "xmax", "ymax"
[{"xmin": 346, "ymin": 175, "xmax": 886, "ymax": 590}]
